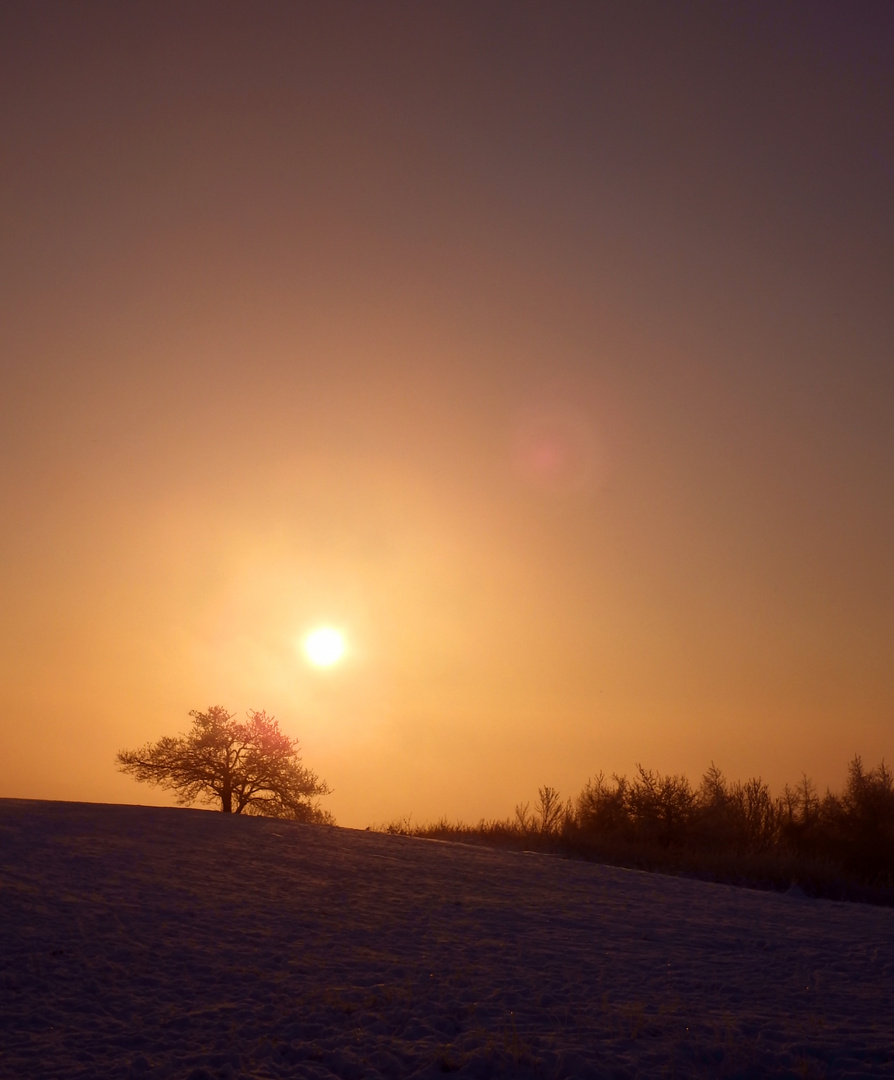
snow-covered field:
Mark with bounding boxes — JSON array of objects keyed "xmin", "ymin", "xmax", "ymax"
[{"xmin": 1, "ymin": 800, "xmax": 892, "ymax": 1079}]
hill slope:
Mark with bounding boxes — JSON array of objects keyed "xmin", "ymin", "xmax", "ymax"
[{"xmin": 1, "ymin": 799, "xmax": 893, "ymax": 1078}]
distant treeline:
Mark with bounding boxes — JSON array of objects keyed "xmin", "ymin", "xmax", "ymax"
[{"xmin": 375, "ymin": 757, "xmax": 894, "ymax": 905}]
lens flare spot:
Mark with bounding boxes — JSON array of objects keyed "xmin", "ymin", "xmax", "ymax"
[{"xmin": 514, "ymin": 405, "xmax": 604, "ymax": 495}]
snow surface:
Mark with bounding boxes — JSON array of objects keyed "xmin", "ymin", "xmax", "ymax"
[{"xmin": 1, "ymin": 799, "xmax": 893, "ymax": 1079}]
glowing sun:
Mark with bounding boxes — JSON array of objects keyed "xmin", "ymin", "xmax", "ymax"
[{"xmin": 303, "ymin": 626, "xmax": 346, "ymax": 667}]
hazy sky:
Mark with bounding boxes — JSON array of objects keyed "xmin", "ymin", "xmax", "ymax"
[{"xmin": 2, "ymin": 2, "xmax": 893, "ymax": 826}]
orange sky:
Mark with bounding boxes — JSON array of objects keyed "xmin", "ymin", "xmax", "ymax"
[{"xmin": 2, "ymin": 3, "xmax": 893, "ymax": 826}]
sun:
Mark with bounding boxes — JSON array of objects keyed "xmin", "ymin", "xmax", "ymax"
[{"xmin": 303, "ymin": 626, "xmax": 346, "ymax": 667}]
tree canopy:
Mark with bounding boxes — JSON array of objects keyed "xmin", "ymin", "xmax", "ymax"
[{"xmin": 116, "ymin": 706, "xmax": 332, "ymax": 821}]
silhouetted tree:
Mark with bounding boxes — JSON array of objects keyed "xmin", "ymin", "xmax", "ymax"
[
  {"xmin": 778, "ymin": 773, "xmax": 824, "ymax": 855},
  {"xmin": 576, "ymin": 772, "xmax": 630, "ymax": 839},
  {"xmin": 693, "ymin": 765, "xmax": 779, "ymax": 853},
  {"xmin": 535, "ymin": 785, "xmax": 566, "ymax": 835},
  {"xmin": 627, "ymin": 765, "xmax": 694, "ymax": 846},
  {"xmin": 116, "ymin": 706, "xmax": 332, "ymax": 821},
  {"xmin": 692, "ymin": 763, "xmax": 732, "ymax": 848},
  {"xmin": 834, "ymin": 756, "xmax": 894, "ymax": 880}
]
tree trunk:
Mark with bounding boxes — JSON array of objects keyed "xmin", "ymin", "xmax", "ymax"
[{"xmin": 221, "ymin": 785, "xmax": 232, "ymax": 813}]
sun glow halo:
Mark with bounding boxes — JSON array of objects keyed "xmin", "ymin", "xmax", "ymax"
[{"xmin": 303, "ymin": 626, "xmax": 346, "ymax": 667}]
